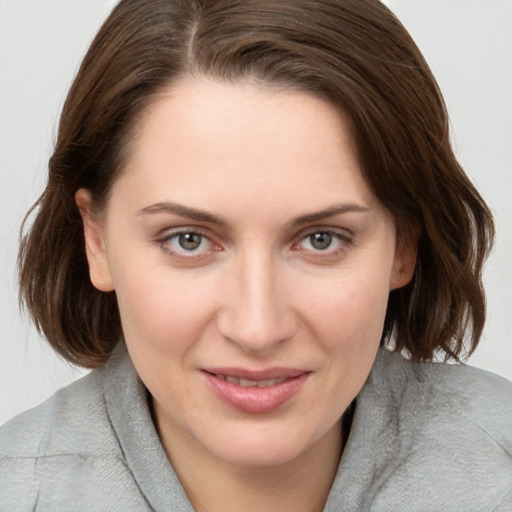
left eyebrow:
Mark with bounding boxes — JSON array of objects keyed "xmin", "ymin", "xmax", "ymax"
[{"xmin": 288, "ymin": 203, "xmax": 371, "ymax": 227}]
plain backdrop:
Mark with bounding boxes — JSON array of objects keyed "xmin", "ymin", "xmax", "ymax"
[{"xmin": 1, "ymin": 0, "xmax": 511, "ymax": 425}]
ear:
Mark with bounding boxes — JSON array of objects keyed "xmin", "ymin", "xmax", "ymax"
[
  {"xmin": 389, "ymin": 233, "xmax": 418, "ymax": 291},
  {"xmin": 75, "ymin": 188, "xmax": 115, "ymax": 292}
]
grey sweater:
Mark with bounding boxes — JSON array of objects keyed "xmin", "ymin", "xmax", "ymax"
[{"xmin": 1, "ymin": 343, "xmax": 511, "ymax": 511}]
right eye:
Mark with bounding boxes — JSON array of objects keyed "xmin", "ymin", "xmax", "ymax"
[
  {"xmin": 172, "ymin": 232, "xmax": 208, "ymax": 252},
  {"xmin": 156, "ymin": 229, "xmax": 219, "ymax": 259}
]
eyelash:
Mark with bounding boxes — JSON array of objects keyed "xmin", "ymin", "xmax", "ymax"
[{"xmin": 154, "ymin": 227, "xmax": 353, "ymax": 262}]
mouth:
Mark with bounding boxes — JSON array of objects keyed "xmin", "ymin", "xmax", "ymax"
[
  {"xmin": 201, "ymin": 368, "xmax": 310, "ymax": 414},
  {"xmin": 213, "ymin": 375, "xmax": 288, "ymax": 388}
]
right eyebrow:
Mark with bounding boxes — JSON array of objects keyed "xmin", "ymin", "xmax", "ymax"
[{"xmin": 136, "ymin": 201, "xmax": 227, "ymax": 226}]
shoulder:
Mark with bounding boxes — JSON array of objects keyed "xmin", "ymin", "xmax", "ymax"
[
  {"xmin": 376, "ymin": 349, "xmax": 512, "ymax": 452},
  {"xmin": 0, "ymin": 369, "xmax": 133, "ymax": 511},
  {"xmin": 369, "ymin": 350, "xmax": 512, "ymax": 510},
  {"xmin": 0, "ymin": 369, "xmax": 119, "ymax": 458}
]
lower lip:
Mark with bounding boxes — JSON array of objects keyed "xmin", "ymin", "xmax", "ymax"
[{"xmin": 202, "ymin": 372, "xmax": 310, "ymax": 414}]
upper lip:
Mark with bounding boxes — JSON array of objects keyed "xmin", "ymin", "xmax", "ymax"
[{"xmin": 201, "ymin": 367, "xmax": 309, "ymax": 380}]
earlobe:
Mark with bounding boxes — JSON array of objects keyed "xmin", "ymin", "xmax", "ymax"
[
  {"xmin": 75, "ymin": 189, "xmax": 115, "ymax": 292},
  {"xmin": 390, "ymin": 236, "xmax": 418, "ymax": 291}
]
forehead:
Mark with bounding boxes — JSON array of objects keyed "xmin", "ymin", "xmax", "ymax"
[{"xmin": 113, "ymin": 78, "xmax": 379, "ymax": 218}]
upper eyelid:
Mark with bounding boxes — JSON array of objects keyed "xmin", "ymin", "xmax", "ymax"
[
  {"xmin": 301, "ymin": 226, "xmax": 352, "ymax": 236},
  {"xmin": 155, "ymin": 226, "xmax": 213, "ymax": 240},
  {"xmin": 294, "ymin": 226, "xmax": 353, "ymax": 242}
]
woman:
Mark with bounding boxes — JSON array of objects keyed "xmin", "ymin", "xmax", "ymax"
[{"xmin": 1, "ymin": 0, "xmax": 510, "ymax": 510}]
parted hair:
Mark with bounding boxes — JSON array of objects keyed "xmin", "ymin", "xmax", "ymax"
[{"xmin": 19, "ymin": 0, "xmax": 494, "ymax": 368}]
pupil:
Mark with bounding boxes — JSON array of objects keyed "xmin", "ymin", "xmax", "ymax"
[
  {"xmin": 310, "ymin": 232, "xmax": 332, "ymax": 250},
  {"xmin": 179, "ymin": 233, "xmax": 202, "ymax": 250}
]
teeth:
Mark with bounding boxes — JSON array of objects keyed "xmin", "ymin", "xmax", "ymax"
[
  {"xmin": 257, "ymin": 379, "xmax": 276, "ymax": 388},
  {"xmin": 219, "ymin": 375, "xmax": 288, "ymax": 387},
  {"xmin": 239, "ymin": 379, "xmax": 258, "ymax": 387},
  {"xmin": 258, "ymin": 377, "xmax": 287, "ymax": 387}
]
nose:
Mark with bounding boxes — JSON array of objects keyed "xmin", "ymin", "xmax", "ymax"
[{"xmin": 216, "ymin": 250, "xmax": 297, "ymax": 355}]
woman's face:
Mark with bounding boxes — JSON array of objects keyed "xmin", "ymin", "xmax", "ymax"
[{"xmin": 78, "ymin": 78, "xmax": 415, "ymax": 468}]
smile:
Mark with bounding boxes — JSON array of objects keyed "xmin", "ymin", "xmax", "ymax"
[{"xmin": 201, "ymin": 368, "xmax": 311, "ymax": 414}]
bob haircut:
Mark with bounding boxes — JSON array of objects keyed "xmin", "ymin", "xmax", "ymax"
[{"xmin": 19, "ymin": 0, "xmax": 494, "ymax": 368}]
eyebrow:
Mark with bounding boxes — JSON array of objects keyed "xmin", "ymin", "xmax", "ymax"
[
  {"xmin": 137, "ymin": 202, "xmax": 226, "ymax": 225},
  {"xmin": 137, "ymin": 201, "xmax": 370, "ymax": 226},
  {"xmin": 288, "ymin": 203, "xmax": 371, "ymax": 227}
]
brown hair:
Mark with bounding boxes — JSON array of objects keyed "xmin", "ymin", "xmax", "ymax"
[{"xmin": 19, "ymin": 0, "xmax": 494, "ymax": 368}]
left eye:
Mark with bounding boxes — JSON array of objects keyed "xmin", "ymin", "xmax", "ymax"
[{"xmin": 298, "ymin": 231, "xmax": 347, "ymax": 252}]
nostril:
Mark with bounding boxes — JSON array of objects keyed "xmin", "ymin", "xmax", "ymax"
[{"xmin": 217, "ymin": 313, "xmax": 296, "ymax": 354}]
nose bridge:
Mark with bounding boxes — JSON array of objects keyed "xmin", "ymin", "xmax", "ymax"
[{"xmin": 218, "ymin": 246, "xmax": 295, "ymax": 353}]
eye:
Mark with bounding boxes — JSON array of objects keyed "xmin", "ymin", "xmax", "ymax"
[
  {"xmin": 174, "ymin": 232, "xmax": 205, "ymax": 251},
  {"xmin": 294, "ymin": 229, "xmax": 352, "ymax": 254},
  {"xmin": 306, "ymin": 232, "xmax": 334, "ymax": 250},
  {"xmin": 156, "ymin": 229, "xmax": 217, "ymax": 257}
]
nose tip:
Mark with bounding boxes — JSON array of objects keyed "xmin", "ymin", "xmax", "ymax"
[
  {"xmin": 218, "ymin": 306, "xmax": 296, "ymax": 355},
  {"xmin": 216, "ymin": 259, "xmax": 296, "ymax": 354}
]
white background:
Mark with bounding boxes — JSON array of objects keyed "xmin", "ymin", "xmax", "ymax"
[{"xmin": 1, "ymin": 0, "xmax": 511, "ymax": 425}]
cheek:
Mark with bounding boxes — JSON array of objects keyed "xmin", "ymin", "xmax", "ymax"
[
  {"xmin": 110, "ymin": 256, "xmax": 218, "ymax": 352},
  {"xmin": 299, "ymin": 269, "xmax": 391, "ymax": 350},
  {"xmin": 111, "ymin": 263, "xmax": 219, "ymax": 409}
]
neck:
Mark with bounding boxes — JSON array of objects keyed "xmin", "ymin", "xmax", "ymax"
[{"xmin": 155, "ymin": 408, "xmax": 344, "ymax": 512}]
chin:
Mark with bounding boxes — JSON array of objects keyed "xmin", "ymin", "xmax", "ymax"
[
  {"xmin": 216, "ymin": 443, "xmax": 307, "ymax": 468},
  {"xmin": 199, "ymin": 423, "xmax": 324, "ymax": 468}
]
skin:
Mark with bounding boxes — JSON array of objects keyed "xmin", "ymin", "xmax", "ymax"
[{"xmin": 76, "ymin": 78, "xmax": 416, "ymax": 512}]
